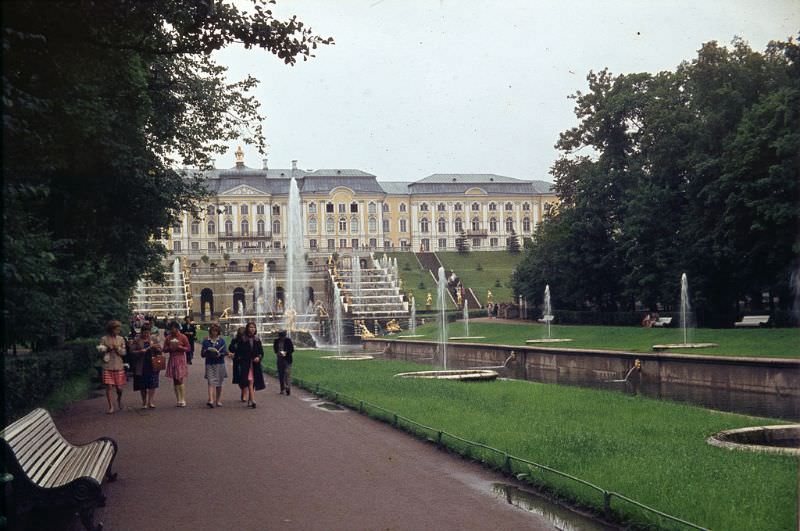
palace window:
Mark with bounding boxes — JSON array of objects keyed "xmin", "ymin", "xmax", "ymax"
[
  {"xmin": 505, "ymin": 202, "xmax": 513, "ymax": 211},
  {"xmin": 454, "ymin": 203, "xmax": 463, "ymax": 211},
  {"xmin": 438, "ymin": 238, "xmax": 447, "ymax": 249},
  {"xmin": 207, "ymin": 220, "xmax": 216, "ymax": 234},
  {"xmin": 327, "ymin": 239, "xmax": 335, "ymax": 250},
  {"xmin": 420, "ymin": 218, "xmax": 429, "ymax": 233},
  {"xmin": 256, "ymin": 204, "xmax": 265, "ymax": 215},
  {"xmin": 339, "ymin": 239, "xmax": 347, "ymax": 249},
  {"xmin": 224, "ymin": 204, "xmax": 233, "ymax": 215},
  {"xmin": 338, "ymin": 203, "xmax": 346, "ymax": 214},
  {"xmin": 454, "ymin": 217, "xmax": 463, "ymax": 233},
  {"xmin": 207, "ymin": 205, "xmax": 215, "ymax": 216},
  {"xmin": 505, "ymin": 217, "xmax": 514, "ymax": 231},
  {"xmin": 382, "ymin": 203, "xmax": 389, "ymax": 213},
  {"xmin": 522, "ymin": 202, "xmax": 531, "ymax": 211},
  {"xmin": 351, "ymin": 202, "xmax": 359, "ymax": 213},
  {"xmin": 310, "ymin": 239, "xmax": 317, "ymax": 249},
  {"xmin": 489, "ymin": 217, "xmax": 497, "ymax": 232},
  {"xmin": 326, "ymin": 217, "xmax": 335, "ymax": 233},
  {"xmin": 272, "ymin": 205, "xmax": 280, "ymax": 215},
  {"xmin": 471, "ymin": 202, "xmax": 480, "ymax": 212},
  {"xmin": 490, "ymin": 238, "xmax": 498, "ymax": 247},
  {"xmin": 419, "ymin": 203, "xmax": 429, "ymax": 212},
  {"xmin": 208, "ymin": 241, "xmax": 216, "ymax": 252},
  {"xmin": 351, "ymin": 216, "xmax": 359, "ymax": 234},
  {"xmin": 326, "ymin": 202, "xmax": 334, "ymax": 213},
  {"xmin": 173, "ymin": 241, "xmax": 181, "ymax": 252},
  {"xmin": 368, "ymin": 202, "xmax": 376, "ymax": 214},
  {"xmin": 225, "ymin": 220, "xmax": 233, "ymax": 236},
  {"xmin": 308, "ymin": 203, "xmax": 317, "ymax": 214},
  {"xmin": 523, "ymin": 217, "xmax": 531, "ymax": 232},
  {"xmin": 257, "ymin": 219, "xmax": 266, "ymax": 236},
  {"xmin": 241, "ymin": 204, "xmax": 248, "ymax": 215},
  {"xmin": 437, "ymin": 203, "xmax": 446, "ymax": 212},
  {"xmin": 272, "ymin": 220, "xmax": 281, "ymax": 234},
  {"xmin": 399, "ymin": 219, "xmax": 407, "ymax": 232},
  {"xmin": 544, "ymin": 202, "xmax": 552, "ymax": 215},
  {"xmin": 191, "ymin": 221, "xmax": 199, "ymax": 235},
  {"xmin": 437, "ymin": 218, "xmax": 446, "ymax": 233},
  {"xmin": 308, "ymin": 217, "xmax": 317, "ymax": 233},
  {"xmin": 472, "ymin": 238, "xmax": 481, "ymax": 248},
  {"xmin": 173, "ymin": 224, "xmax": 181, "ymax": 235},
  {"xmin": 471, "ymin": 217, "xmax": 480, "ymax": 231},
  {"xmin": 191, "ymin": 242, "xmax": 199, "ymax": 251},
  {"xmin": 382, "ymin": 219, "xmax": 390, "ymax": 232},
  {"xmin": 241, "ymin": 220, "xmax": 249, "ymax": 236},
  {"xmin": 368, "ymin": 217, "xmax": 377, "ymax": 233},
  {"xmin": 339, "ymin": 217, "xmax": 347, "ymax": 232},
  {"xmin": 399, "ymin": 203, "xmax": 407, "ymax": 213},
  {"xmin": 489, "ymin": 202, "xmax": 497, "ymax": 211}
]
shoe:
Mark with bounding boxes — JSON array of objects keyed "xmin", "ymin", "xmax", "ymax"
[
  {"xmin": 148, "ymin": 404, "xmax": 156, "ymax": 409},
  {"xmin": 206, "ymin": 402, "xmax": 214, "ymax": 408},
  {"xmin": 215, "ymin": 402, "xmax": 223, "ymax": 407},
  {"xmin": 286, "ymin": 389, "xmax": 290, "ymax": 396},
  {"xmin": 249, "ymin": 402, "xmax": 257, "ymax": 408}
]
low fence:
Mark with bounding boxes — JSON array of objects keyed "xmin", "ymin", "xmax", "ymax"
[{"xmin": 263, "ymin": 365, "xmax": 708, "ymax": 530}]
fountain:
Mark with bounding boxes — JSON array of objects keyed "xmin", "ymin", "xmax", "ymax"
[
  {"xmin": 399, "ymin": 296, "xmax": 425, "ymax": 338},
  {"xmin": 130, "ymin": 258, "xmax": 191, "ymax": 319},
  {"xmin": 449, "ymin": 299, "xmax": 486, "ymax": 340},
  {"xmin": 395, "ymin": 266, "xmax": 497, "ymax": 380},
  {"xmin": 352, "ymin": 254, "xmax": 362, "ymax": 301},
  {"xmin": 526, "ymin": 284, "xmax": 573, "ymax": 344},
  {"xmin": 320, "ymin": 267, "xmax": 373, "ymax": 361},
  {"xmin": 652, "ymin": 273, "xmax": 717, "ymax": 350},
  {"xmin": 238, "ymin": 300, "xmax": 245, "ymax": 327},
  {"xmin": 285, "ymin": 177, "xmax": 306, "ymax": 316}
]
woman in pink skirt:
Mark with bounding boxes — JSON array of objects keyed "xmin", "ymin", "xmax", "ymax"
[
  {"xmin": 99, "ymin": 320, "xmax": 127, "ymax": 414},
  {"xmin": 163, "ymin": 321, "xmax": 191, "ymax": 407}
]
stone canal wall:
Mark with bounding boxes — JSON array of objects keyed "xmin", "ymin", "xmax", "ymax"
[{"xmin": 365, "ymin": 339, "xmax": 800, "ymax": 397}]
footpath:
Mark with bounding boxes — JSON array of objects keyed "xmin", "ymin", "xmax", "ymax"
[{"xmin": 50, "ymin": 350, "xmax": 556, "ymax": 530}]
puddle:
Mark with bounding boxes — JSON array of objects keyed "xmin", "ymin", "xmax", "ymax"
[
  {"xmin": 492, "ymin": 483, "xmax": 615, "ymax": 530},
  {"xmin": 301, "ymin": 397, "xmax": 321, "ymax": 402},
  {"xmin": 315, "ymin": 402, "xmax": 346, "ymax": 411}
]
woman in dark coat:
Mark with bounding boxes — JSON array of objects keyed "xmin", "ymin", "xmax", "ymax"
[
  {"xmin": 129, "ymin": 324, "xmax": 161, "ymax": 409},
  {"xmin": 231, "ymin": 321, "xmax": 265, "ymax": 408},
  {"xmin": 228, "ymin": 326, "xmax": 246, "ymax": 401}
]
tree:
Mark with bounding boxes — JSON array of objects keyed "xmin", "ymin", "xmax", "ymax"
[
  {"xmin": 2, "ymin": 1, "xmax": 333, "ymax": 347},
  {"xmin": 455, "ymin": 230, "xmax": 470, "ymax": 254},
  {"xmin": 506, "ymin": 229, "xmax": 521, "ymax": 254}
]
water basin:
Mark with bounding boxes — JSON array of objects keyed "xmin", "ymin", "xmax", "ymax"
[
  {"xmin": 394, "ymin": 370, "xmax": 498, "ymax": 381},
  {"xmin": 707, "ymin": 424, "xmax": 800, "ymax": 455}
]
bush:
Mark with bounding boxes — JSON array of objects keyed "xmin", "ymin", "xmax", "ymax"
[{"xmin": 4, "ymin": 340, "xmax": 98, "ymax": 421}]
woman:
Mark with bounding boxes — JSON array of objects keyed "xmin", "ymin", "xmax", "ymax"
[
  {"xmin": 201, "ymin": 323, "xmax": 228, "ymax": 408},
  {"xmin": 163, "ymin": 321, "xmax": 191, "ymax": 407},
  {"xmin": 99, "ymin": 320, "xmax": 127, "ymax": 414},
  {"xmin": 228, "ymin": 326, "xmax": 246, "ymax": 402},
  {"xmin": 129, "ymin": 323, "xmax": 160, "ymax": 408},
  {"xmin": 231, "ymin": 322, "xmax": 265, "ymax": 408}
]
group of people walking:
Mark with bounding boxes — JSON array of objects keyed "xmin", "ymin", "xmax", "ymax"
[{"xmin": 99, "ymin": 319, "xmax": 294, "ymax": 414}]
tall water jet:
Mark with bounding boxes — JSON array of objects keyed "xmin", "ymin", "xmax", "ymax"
[
  {"xmin": 437, "ymin": 266, "xmax": 448, "ymax": 369},
  {"xmin": 333, "ymin": 283, "xmax": 344, "ymax": 357},
  {"xmin": 352, "ymin": 253, "xmax": 362, "ymax": 300},
  {"xmin": 172, "ymin": 258, "xmax": 182, "ymax": 317},
  {"xmin": 238, "ymin": 300, "xmax": 245, "ymax": 327},
  {"xmin": 409, "ymin": 297, "xmax": 416, "ymax": 334},
  {"xmin": 680, "ymin": 272, "xmax": 692, "ymax": 345},
  {"xmin": 463, "ymin": 299, "xmax": 470, "ymax": 337},
  {"xmin": 254, "ymin": 279, "xmax": 263, "ymax": 329},
  {"xmin": 267, "ymin": 274, "xmax": 276, "ymax": 314},
  {"xmin": 285, "ymin": 177, "xmax": 306, "ymax": 314},
  {"xmin": 543, "ymin": 284, "xmax": 552, "ymax": 339}
]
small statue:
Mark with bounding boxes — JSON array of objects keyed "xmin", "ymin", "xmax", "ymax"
[
  {"xmin": 456, "ymin": 290, "xmax": 463, "ymax": 307},
  {"xmin": 487, "ymin": 289, "xmax": 493, "ymax": 304},
  {"xmin": 219, "ymin": 307, "xmax": 232, "ymax": 320},
  {"xmin": 359, "ymin": 322, "xmax": 374, "ymax": 339},
  {"xmin": 276, "ymin": 299, "xmax": 284, "ymax": 312},
  {"xmin": 426, "ymin": 292, "xmax": 432, "ymax": 310},
  {"xmin": 386, "ymin": 319, "xmax": 401, "ymax": 333},
  {"xmin": 285, "ymin": 308, "xmax": 297, "ymax": 332}
]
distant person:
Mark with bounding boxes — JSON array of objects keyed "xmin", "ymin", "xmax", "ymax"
[
  {"xmin": 493, "ymin": 303, "xmax": 499, "ymax": 319},
  {"xmin": 181, "ymin": 316, "xmax": 197, "ymax": 364},
  {"xmin": 99, "ymin": 320, "xmax": 127, "ymax": 414},
  {"xmin": 642, "ymin": 313, "xmax": 653, "ymax": 328},
  {"xmin": 232, "ymin": 322, "xmax": 265, "ymax": 408},
  {"xmin": 228, "ymin": 326, "xmax": 247, "ymax": 402},
  {"xmin": 129, "ymin": 323, "xmax": 161, "ymax": 409},
  {"xmin": 273, "ymin": 330, "xmax": 295, "ymax": 396},
  {"xmin": 201, "ymin": 323, "xmax": 228, "ymax": 408},
  {"xmin": 163, "ymin": 321, "xmax": 190, "ymax": 407}
]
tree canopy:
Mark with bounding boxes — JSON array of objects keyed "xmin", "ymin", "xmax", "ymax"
[
  {"xmin": 2, "ymin": 1, "xmax": 333, "ymax": 347},
  {"xmin": 512, "ymin": 37, "xmax": 800, "ymax": 325}
]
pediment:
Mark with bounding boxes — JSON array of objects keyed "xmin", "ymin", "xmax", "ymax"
[
  {"xmin": 464, "ymin": 187, "xmax": 488, "ymax": 195},
  {"xmin": 220, "ymin": 185, "xmax": 269, "ymax": 196}
]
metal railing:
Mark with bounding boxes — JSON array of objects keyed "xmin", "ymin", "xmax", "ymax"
[{"xmin": 264, "ymin": 367, "xmax": 709, "ymax": 531}]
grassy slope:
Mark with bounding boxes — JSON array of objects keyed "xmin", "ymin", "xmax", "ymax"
[
  {"xmin": 387, "ymin": 252, "xmax": 454, "ymax": 310},
  {"xmin": 403, "ymin": 321, "xmax": 800, "ymax": 358},
  {"xmin": 267, "ymin": 352, "xmax": 797, "ymax": 531},
  {"xmin": 436, "ymin": 251, "xmax": 524, "ymax": 304}
]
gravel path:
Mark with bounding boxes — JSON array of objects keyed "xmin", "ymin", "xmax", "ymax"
[{"xmin": 51, "ymin": 354, "xmax": 558, "ymax": 530}]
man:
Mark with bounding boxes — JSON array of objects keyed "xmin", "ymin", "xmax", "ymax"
[
  {"xmin": 273, "ymin": 330, "xmax": 294, "ymax": 396},
  {"xmin": 181, "ymin": 315, "xmax": 197, "ymax": 364}
]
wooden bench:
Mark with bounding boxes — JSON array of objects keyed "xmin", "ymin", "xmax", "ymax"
[
  {"xmin": 734, "ymin": 315, "xmax": 770, "ymax": 327},
  {"xmin": 1, "ymin": 408, "xmax": 118, "ymax": 531},
  {"xmin": 652, "ymin": 317, "xmax": 673, "ymax": 327}
]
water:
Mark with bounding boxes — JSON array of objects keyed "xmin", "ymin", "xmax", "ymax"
[
  {"xmin": 543, "ymin": 285, "xmax": 552, "ymax": 339},
  {"xmin": 286, "ymin": 177, "xmax": 306, "ymax": 314},
  {"xmin": 463, "ymin": 299, "xmax": 470, "ymax": 336},
  {"xmin": 172, "ymin": 258, "xmax": 182, "ymax": 317},
  {"xmin": 352, "ymin": 254, "xmax": 362, "ymax": 300},
  {"xmin": 238, "ymin": 301, "xmax": 245, "ymax": 327},
  {"xmin": 437, "ymin": 266, "xmax": 448, "ymax": 369},
  {"xmin": 410, "ymin": 297, "xmax": 416, "ymax": 334},
  {"xmin": 680, "ymin": 272, "xmax": 693, "ymax": 345},
  {"xmin": 267, "ymin": 274, "xmax": 276, "ymax": 314},
  {"xmin": 333, "ymin": 283, "xmax": 344, "ymax": 357},
  {"xmin": 254, "ymin": 279, "xmax": 263, "ymax": 327},
  {"xmin": 492, "ymin": 484, "xmax": 613, "ymax": 531}
]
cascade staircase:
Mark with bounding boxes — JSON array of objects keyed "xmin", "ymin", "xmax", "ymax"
[
  {"xmin": 330, "ymin": 254, "xmax": 409, "ymax": 319},
  {"xmin": 130, "ymin": 267, "xmax": 192, "ymax": 319}
]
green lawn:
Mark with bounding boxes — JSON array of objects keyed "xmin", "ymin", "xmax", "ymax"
[
  {"xmin": 399, "ymin": 320, "xmax": 800, "ymax": 358},
  {"xmin": 265, "ymin": 351, "xmax": 797, "ymax": 530},
  {"xmin": 436, "ymin": 251, "xmax": 524, "ymax": 304},
  {"xmin": 387, "ymin": 252, "xmax": 455, "ymax": 310}
]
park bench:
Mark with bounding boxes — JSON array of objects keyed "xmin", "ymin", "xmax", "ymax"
[
  {"xmin": 652, "ymin": 317, "xmax": 673, "ymax": 327},
  {"xmin": 0, "ymin": 408, "xmax": 118, "ymax": 531},
  {"xmin": 734, "ymin": 315, "xmax": 770, "ymax": 327}
]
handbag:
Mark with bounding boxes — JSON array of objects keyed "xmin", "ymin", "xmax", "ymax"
[{"xmin": 150, "ymin": 351, "xmax": 166, "ymax": 372}]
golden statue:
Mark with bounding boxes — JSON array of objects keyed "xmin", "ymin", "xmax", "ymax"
[
  {"xmin": 358, "ymin": 321, "xmax": 375, "ymax": 339},
  {"xmin": 487, "ymin": 289, "xmax": 493, "ymax": 304},
  {"xmin": 285, "ymin": 308, "xmax": 297, "ymax": 331},
  {"xmin": 426, "ymin": 292, "xmax": 432, "ymax": 310},
  {"xmin": 386, "ymin": 319, "xmax": 401, "ymax": 333},
  {"xmin": 235, "ymin": 145, "xmax": 245, "ymax": 164},
  {"xmin": 456, "ymin": 290, "xmax": 463, "ymax": 307},
  {"xmin": 219, "ymin": 307, "xmax": 232, "ymax": 320},
  {"xmin": 276, "ymin": 299, "xmax": 284, "ymax": 312}
]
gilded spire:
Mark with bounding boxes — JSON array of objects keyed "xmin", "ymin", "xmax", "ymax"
[{"xmin": 235, "ymin": 145, "xmax": 245, "ymax": 168}]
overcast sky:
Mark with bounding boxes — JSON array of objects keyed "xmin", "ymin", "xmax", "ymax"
[{"xmin": 213, "ymin": 0, "xmax": 798, "ymax": 182}]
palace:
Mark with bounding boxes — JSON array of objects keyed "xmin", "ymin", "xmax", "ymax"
[{"xmin": 164, "ymin": 147, "xmax": 556, "ymax": 263}]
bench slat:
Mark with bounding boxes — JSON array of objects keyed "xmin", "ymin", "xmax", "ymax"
[
  {"xmin": 46, "ymin": 445, "xmax": 93, "ymax": 488},
  {"xmin": 11, "ymin": 415, "xmax": 59, "ymax": 463},
  {"xmin": 19, "ymin": 429, "xmax": 65, "ymax": 473},
  {"xmin": 87, "ymin": 444, "xmax": 114, "ymax": 482},
  {"xmin": 0, "ymin": 409, "xmax": 49, "ymax": 442},
  {"xmin": 30, "ymin": 443, "xmax": 72, "ymax": 484},
  {"xmin": 50, "ymin": 442, "xmax": 111, "ymax": 488}
]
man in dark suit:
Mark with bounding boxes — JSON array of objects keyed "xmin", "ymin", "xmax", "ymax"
[
  {"xmin": 273, "ymin": 330, "xmax": 294, "ymax": 395},
  {"xmin": 181, "ymin": 316, "xmax": 197, "ymax": 364}
]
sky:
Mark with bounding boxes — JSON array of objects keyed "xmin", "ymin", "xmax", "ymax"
[{"xmin": 213, "ymin": 0, "xmax": 799, "ymax": 182}]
